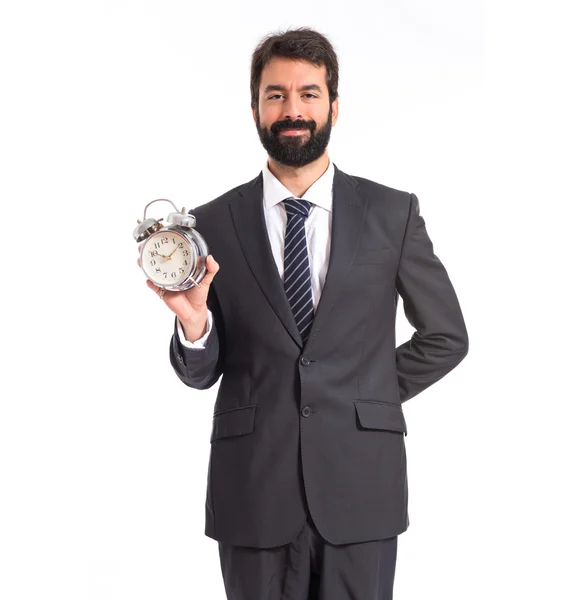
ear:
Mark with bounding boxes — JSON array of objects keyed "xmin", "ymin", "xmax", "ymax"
[
  {"xmin": 331, "ymin": 98, "xmax": 339, "ymax": 126},
  {"xmin": 252, "ymin": 106, "xmax": 258, "ymax": 125}
]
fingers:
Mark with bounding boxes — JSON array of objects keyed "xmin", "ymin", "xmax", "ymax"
[
  {"xmin": 205, "ymin": 254, "xmax": 220, "ymax": 274},
  {"xmin": 137, "ymin": 242, "xmax": 144, "ymax": 268},
  {"xmin": 145, "ymin": 279, "xmax": 165, "ymax": 299},
  {"xmin": 200, "ymin": 255, "xmax": 220, "ymax": 287}
]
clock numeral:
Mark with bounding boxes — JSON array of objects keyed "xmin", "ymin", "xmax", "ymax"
[
  {"xmin": 183, "ymin": 249, "xmax": 189, "ymax": 256},
  {"xmin": 163, "ymin": 273, "xmax": 168, "ymax": 279},
  {"xmin": 171, "ymin": 272, "xmax": 176, "ymax": 278},
  {"xmin": 149, "ymin": 251, "xmax": 156, "ymax": 257},
  {"xmin": 179, "ymin": 267, "xmax": 184, "ymax": 274},
  {"xmin": 178, "ymin": 242, "xmax": 183, "ymax": 248},
  {"xmin": 183, "ymin": 260, "xmax": 188, "ymax": 266},
  {"xmin": 161, "ymin": 237, "xmax": 168, "ymax": 244},
  {"xmin": 155, "ymin": 268, "xmax": 161, "ymax": 273},
  {"xmin": 154, "ymin": 242, "xmax": 161, "ymax": 250},
  {"xmin": 149, "ymin": 259, "xmax": 156, "ymax": 266}
]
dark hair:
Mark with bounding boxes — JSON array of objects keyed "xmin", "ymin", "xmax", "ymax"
[{"xmin": 250, "ymin": 27, "xmax": 339, "ymax": 110}]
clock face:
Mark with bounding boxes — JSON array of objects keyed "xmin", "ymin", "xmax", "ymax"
[{"xmin": 141, "ymin": 230, "xmax": 195, "ymax": 287}]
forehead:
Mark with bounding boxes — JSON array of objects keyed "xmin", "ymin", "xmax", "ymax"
[{"xmin": 259, "ymin": 57, "xmax": 327, "ymax": 90}]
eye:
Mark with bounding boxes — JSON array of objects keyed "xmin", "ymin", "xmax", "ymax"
[{"xmin": 267, "ymin": 93, "xmax": 318, "ymax": 100}]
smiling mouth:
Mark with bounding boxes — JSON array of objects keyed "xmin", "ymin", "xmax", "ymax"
[{"xmin": 279, "ymin": 129, "xmax": 309, "ymax": 136}]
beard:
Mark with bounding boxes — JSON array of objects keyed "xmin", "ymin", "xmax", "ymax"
[{"xmin": 255, "ymin": 104, "xmax": 333, "ymax": 168}]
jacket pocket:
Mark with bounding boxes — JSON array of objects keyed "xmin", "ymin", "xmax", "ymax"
[
  {"xmin": 352, "ymin": 248, "xmax": 392, "ymax": 265},
  {"xmin": 210, "ymin": 404, "xmax": 257, "ymax": 442},
  {"xmin": 354, "ymin": 400, "xmax": 407, "ymax": 436}
]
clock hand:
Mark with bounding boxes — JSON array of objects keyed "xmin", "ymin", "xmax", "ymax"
[
  {"xmin": 167, "ymin": 246, "xmax": 179, "ymax": 258},
  {"xmin": 152, "ymin": 250, "xmax": 170, "ymax": 259}
]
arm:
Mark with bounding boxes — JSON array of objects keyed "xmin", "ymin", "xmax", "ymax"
[
  {"xmin": 395, "ymin": 192, "xmax": 469, "ymax": 403},
  {"xmin": 169, "ymin": 284, "xmax": 226, "ymax": 390}
]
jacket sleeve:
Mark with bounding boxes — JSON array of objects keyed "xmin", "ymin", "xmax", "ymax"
[
  {"xmin": 169, "ymin": 283, "xmax": 226, "ymax": 390},
  {"xmin": 395, "ymin": 192, "xmax": 469, "ymax": 403}
]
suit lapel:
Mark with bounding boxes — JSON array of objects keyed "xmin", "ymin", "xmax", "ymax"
[
  {"xmin": 229, "ymin": 164, "xmax": 368, "ymax": 351},
  {"xmin": 229, "ymin": 171, "xmax": 302, "ymax": 347}
]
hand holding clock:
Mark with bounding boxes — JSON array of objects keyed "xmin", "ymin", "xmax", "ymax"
[{"xmin": 137, "ymin": 245, "xmax": 220, "ymax": 343}]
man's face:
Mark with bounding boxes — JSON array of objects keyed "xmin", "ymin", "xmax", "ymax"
[{"xmin": 253, "ymin": 57, "xmax": 339, "ymax": 167}]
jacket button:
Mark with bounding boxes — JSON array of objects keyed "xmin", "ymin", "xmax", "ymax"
[
  {"xmin": 301, "ymin": 406, "xmax": 312, "ymax": 417},
  {"xmin": 177, "ymin": 355, "xmax": 184, "ymax": 364},
  {"xmin": 300, "ymin": 356, "xmax": 310, "ymax": 366}
]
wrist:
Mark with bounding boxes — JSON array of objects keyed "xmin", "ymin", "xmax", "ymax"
[{"xmin": 180, "ymin": 309, "xmax": 208, "ymax": 343}]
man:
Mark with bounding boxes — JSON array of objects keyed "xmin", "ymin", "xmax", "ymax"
[{"xmin": 138, "ymin": 27, "xmax": 468, "ymax": 600}]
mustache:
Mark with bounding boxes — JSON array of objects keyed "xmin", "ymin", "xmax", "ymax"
[{"xmin": 270, "ymin": 120, "xmax": 315, "ymax": 135}]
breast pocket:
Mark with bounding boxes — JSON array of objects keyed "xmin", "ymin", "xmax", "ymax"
[
  {"xmin": 352, "ymin": 248, "xmax": 392, "ymax": 265},
  {"xmin": 351, "ymin": 248, "xmax": 395, "ymax": 287}
]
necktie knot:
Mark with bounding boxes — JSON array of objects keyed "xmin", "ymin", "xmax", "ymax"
[{"xmin": 283, "ymin": 197, "xmax": 312, "ymax": 219}]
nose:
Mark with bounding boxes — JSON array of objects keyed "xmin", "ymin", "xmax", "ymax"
[{"xmin": 283, "ymin": 93, "xmax": 303, "ymax": 122}]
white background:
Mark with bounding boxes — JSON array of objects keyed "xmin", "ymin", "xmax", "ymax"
[{"xmin": 1, "ymin": 0, "xmax": 578, "ymax": 598}]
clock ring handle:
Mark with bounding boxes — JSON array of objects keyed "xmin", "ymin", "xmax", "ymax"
[{"xmin": 142, "ymin": 198, "xmax": 182, "ymax": 221}]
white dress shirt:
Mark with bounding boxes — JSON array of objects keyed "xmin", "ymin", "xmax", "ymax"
[{"xmin": 177, "ymin": 159, "xmax": 335, "ymax": 349}]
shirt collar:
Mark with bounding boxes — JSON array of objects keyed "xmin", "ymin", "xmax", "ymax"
[{"xmin": 262, "ymin": 158, "xmax": 335, "ymax": 213}]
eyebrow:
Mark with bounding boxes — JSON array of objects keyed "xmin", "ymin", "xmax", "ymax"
[{"xmin": 263, "ymin": 84, "xmax": 323, "ymax": 95}]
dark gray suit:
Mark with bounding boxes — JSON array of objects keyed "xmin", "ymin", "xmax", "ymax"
[{"xmin": 169, "ymin": 164, "xmax": 468, "ymax": 550}]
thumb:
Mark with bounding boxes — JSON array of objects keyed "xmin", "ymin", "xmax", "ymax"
[{"xmin": 204, "ymin": 254, "xmax": 220, "ymax": 278}]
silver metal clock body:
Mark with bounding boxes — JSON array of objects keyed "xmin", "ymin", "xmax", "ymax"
[{"xmin": 134, "ymin": 199, "xmax": 210, "ymax": 292}]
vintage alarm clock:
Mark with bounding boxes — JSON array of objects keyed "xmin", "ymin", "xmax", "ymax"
[{"xmin": 133, "ymin": 198, "xmax": 209, "ymax": 291}]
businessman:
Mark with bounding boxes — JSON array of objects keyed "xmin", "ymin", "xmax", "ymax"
[{"xmin": 138, "ymin": 27, "xmax": 468, "ymax": 600}]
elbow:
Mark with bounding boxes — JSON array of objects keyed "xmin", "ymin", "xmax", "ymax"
[
  {"xmin": 454, "ymin": 326, "xmax": 469, "ymax": 363},
  {"xmin": 438, "ymin": 326, "xmax": 469, "ymax": 366},
  {"xmin": 177, "ymin": 368, "xmax": 222, "ymax": 390}
]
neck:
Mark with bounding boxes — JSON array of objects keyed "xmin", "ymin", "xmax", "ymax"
[{"xmin": 267, "ymin": 152, "xmax": 330, "ymax": 198}]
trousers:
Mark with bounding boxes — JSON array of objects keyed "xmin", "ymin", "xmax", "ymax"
[{"xmin": 218, "ymin": 513, "xmax": 398, "ymax": 600}]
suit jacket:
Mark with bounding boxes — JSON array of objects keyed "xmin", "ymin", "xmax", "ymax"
[{"xmin": 169, "ymin": 164, "xmax": 469, "ymax": 548}]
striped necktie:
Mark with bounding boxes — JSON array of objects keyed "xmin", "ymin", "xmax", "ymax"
[{"xmin": 282, "ymin": 197, "xmax": 314, "ymax": 344}]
